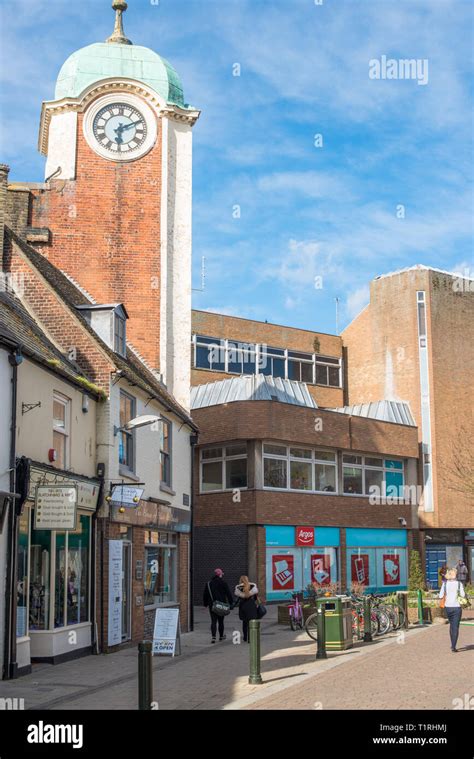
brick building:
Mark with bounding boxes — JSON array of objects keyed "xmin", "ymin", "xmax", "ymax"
[
  {"xmin": 1, "ymin": 2, "xmax": 199, "ymax": 676},
  {"xmin": 191, "ymin": 311, "xmax": 420, "ymax": 602},
  {"xmin": 342, "ymin": 266, "xmax": 474, "ymax": 587}
]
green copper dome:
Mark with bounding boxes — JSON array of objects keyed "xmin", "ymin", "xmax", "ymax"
[{"xmin": 55, "ymin": 42, "xmax": 188, "ymax": 108}]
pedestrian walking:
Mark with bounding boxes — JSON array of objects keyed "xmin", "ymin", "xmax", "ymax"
[
  {"xmin": 439, "ymin": 568, "xmax": 467, "ymax": 652},
  {"xmin": 438, "ymin": 564, "xmax": 448, "ymax": 587},
  {"xmin": 203, "ymin": 568, "xmax": 234, "ymax": 644},
  {"xmin": 455, "ymin": 559, "xmax": 468, "ymax": 584},
  {"xmin": 234, "ymin": 575, "xmax": 259, "ymax": 643}
]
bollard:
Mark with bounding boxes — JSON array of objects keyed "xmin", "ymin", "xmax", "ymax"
[
  {"xmin": 397, "ymin": 591, "xmax": 409, "ymax": 630},
  {"xmin": 417, "ymin": 589, "xmax": 425, "ymax": 626},
  {"xmin": 363, "ymin": 596, "xmax": 373, "ymax": 642},
  {"xmin": 138, "ymin": 640, "xmax": 153, "ymax": 710},
  {"xmin": 249, "ymin": 619, "xmax": 263, "ymax": 684},
  {"xmin": 316, "ymin": 604, "xmax": 327, "ymax": 660}
]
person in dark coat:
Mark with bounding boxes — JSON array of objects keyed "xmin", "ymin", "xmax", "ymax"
[
  {"xmin": 203, "ymin": 568, "xmax": 234, "ymax": 643},
  {"xmin": 456, "ymin": 560, "xmax": 468, "ymax": 584},
  {"xmin": 234, "ymin": 575, "xmax": 259, "ymax": 643}
]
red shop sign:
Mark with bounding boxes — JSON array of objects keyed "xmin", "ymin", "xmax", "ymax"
[{"xmin": 296, "ymin": 526, "xmax": 314, "ymax": 546}]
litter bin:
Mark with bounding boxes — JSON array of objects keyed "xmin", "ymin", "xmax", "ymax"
[{"xmin": 315, "ymin": 596, "xmax": 353, "ymax": 651}]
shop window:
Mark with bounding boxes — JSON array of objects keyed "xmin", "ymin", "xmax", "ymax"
[
  {"xmin": 160, "ymin": 418, "xmax": 172, "ymax": 487},
  {"xmin": 53, "ymin": 393, "xmax": 70, "ymax": 470},
  {"xmin": 16, "ymin": 510, "xmax": 30, "ymax": 638},
  {"xmin": 30, "ymin": 512, "xmax": 91, "ymax": 632},
  {"xmin": 144, "ymin": 531, "xmax": 177, "ymax": 605},
  {"xmin": 264, "ymin": 457, "xmax": 288, "ymax": 489},
  {"xmin": 29, "ymin": 521, "xmax": 51, "ymax": 631},
  {"xmin": 119, "ymin": 391, "xmax": 135, "ymax": 472},
  {"xmin": 290, "ymin": 460, "xmax": 312, "ymax": 490},
  {"xmin": 200, "ymin": 444, "xmax": 247, "ymax": 492},
  {"xmin": 314, "ymin": 463, "xmax": 336, "ymax": 492}
]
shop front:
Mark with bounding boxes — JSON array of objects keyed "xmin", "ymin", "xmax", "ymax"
[
  {"xmin": 15, "ymin": 463, "xmax": 101, "ymax": 670},
  {"xmin": 422, "ymin": 529, "xmax": 467, "ymax": 589},
  {"xmin": 265, "ymin": 525, "xmax": 340, "ymax": 601},
  {"xmin": 346, "ymin": 528, "xmax": 408, "ymax": 593}
]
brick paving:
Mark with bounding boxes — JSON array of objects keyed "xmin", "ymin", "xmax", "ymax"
[{"xmin": 0, "ymin": 607, "xmax": 472, "ymax": 711}]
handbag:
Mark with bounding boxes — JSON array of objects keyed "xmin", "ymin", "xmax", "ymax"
[
  {"xmin": 457, "ymin": 582, "xmax": 471, "ymax": 609},
  {"xmin": 255, "ymin": 596, "xmax": 267, "ymax": 619},
  {"xmin": 208, "ymin": 582, "xmax": 231, "ymax": 617}
]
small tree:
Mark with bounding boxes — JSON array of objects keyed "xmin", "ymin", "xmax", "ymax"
[{"xmin": 408, "ymin": 550, "xmax": 425, "ymax": 591}]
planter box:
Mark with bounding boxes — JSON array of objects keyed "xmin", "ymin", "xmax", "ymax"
[{"xmin": 407, "ymin": 605, "xmax": 446, "ymax": 624}]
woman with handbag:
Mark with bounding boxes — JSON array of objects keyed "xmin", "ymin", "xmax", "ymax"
[
  {"xmin": 203, "ymin": 568, "xmax": 234, "ymax": 644},
  {"xmin": 439, "ymin": 568, "xmax": 469, "ymax": 652},
  {"xmin": 234, "ymin": 576, "xmax": 260, "ymax": 643}
]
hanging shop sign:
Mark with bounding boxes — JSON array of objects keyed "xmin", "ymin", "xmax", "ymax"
[
  {"xmin": 152, "ymin": 608, "xmax": 181, "ymax": 656},
  {"xmin": 109, "ymin": 485, "xmax": 145, "ymax": 507},
  {"xmin": 108, "ymin": 540, "xmax": 123, "ymax": 647},
  {"xmin": 34, "ymin": 485, "xmax": 77, "ymax": 530},
  {"xmin": 28, "ymin": 466, "xmax": 100, "ymax": 512}
]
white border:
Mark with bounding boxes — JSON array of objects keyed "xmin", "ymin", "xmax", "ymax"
[{"xmin": 82, "ymin": 92, "xmax": 158, "ymax": 163}]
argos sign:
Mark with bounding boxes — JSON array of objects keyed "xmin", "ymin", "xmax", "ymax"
[{"xmin": 296, "ymin": 526, "xmax": 314, "ymax": 546}]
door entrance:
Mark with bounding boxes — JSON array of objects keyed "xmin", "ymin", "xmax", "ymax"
[
  {"xmin": 425, "ymin": 546, "xmax": 446, "ymax": 590},
  {"xmin": 121, "ymin": 541, "xmax": 131, "ymax": 641}
]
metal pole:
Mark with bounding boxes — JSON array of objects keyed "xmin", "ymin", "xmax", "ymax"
[
  {"xmin": 316, "ymin": 604, "xmax": 327, "ymax": 659},
  {"xmin": 363, "ymin": 596, "xmax": 373, "ymax": 642},
  {"xmin": 417, "ymin": 589, "xmax": 424, "ymax": 626},
  {"xmin": 248, "ymin": 619, "xmax": 263, "ymax": 684},
  {"xmin": 138, "ymin": 640, "xmax": 153, "ymax": 710}
]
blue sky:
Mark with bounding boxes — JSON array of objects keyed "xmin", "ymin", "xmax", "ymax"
[{"xmin": 1, "ymin": 0, "xmax": 473, "ymax": 334}]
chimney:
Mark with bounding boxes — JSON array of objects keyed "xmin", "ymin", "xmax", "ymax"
[{"xmin": 0, "ymin": 164, "xmax": 10, "ymax": 259}]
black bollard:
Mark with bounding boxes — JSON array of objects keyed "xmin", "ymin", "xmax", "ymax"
[
  {"xmin": 363, "ymin": 596, "xmax": 373, "ymax": 642},
  {"xmin": 249, "ymin": 619, "xmax": 263, "ymax": 684},
  {"xmin": 316, "ymin": 604, "xmax": 327, "ymax": 660},
  {"xmin": 138, "ymin": 640, "xmax": 153, "ymax": 710}
]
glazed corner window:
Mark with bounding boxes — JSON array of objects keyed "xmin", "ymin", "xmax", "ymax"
[
  {"xmin": 200, "ymin": 444, "xmax": 247, "ymax": 492},
  {"xmin": 114, "ymin": 313, "xmax": 126, "ymax": 356},
  {"xmin": 160, "ymin": 419, "xmax": 172, "ymax": 487},
  {"xmin": 119, "ymin": 391, "xmax": 135, "ymax": 471},
  {"xmin": 53, "ymin": 393, "xmax": 70, "ymax": 470},
  {"xmin": 263, "ymin": 444, "xmax": 337, "ymax": 492}
]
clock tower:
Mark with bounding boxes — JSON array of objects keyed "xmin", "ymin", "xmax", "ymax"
[{"xmin": 30, "ymin": 1, "xmax": 200, "ymax": 409}]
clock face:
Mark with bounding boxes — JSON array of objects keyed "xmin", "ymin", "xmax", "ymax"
[
  {"xmin": 83, "ymin": 94, "xmax": 157, "ymax": 162},
  {"xmin": 92, "ymin": 102, "xmax": 147, "ymax": 155}
]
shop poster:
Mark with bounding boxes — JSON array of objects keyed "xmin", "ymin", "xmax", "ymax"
[
  {"xmin": 272, "ymin": 555, "xmax": 294, "ymax": 590},
  {"xmin": 351, "ymin": 553, "xmax": 369, "ymax": 585},
  {"xmin": 383, "ymin": 554, "xmax": 400, "ymax": 585},
  {"xmin": 311, "ymin": 554, "xmax": 331, "ymax": 585}
]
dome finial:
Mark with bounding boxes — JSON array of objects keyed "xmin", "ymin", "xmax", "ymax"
[{"xmin": 106, "ymin": 0, "xmax": 132, "ymax": 45}]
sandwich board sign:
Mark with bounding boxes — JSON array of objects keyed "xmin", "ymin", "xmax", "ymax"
[{"xmin": 152, "ymin": 608, "xmax": 181, "ymax": 656}]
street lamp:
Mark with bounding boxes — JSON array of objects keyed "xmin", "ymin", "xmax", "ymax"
[{"xmin": 113, "ymin": 414, "xmax": 162, "ymax": 436}]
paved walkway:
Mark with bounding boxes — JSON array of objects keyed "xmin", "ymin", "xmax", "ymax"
[{"xmin": 0, "ymin": 607, "xmax": 472, "ymax": 710}]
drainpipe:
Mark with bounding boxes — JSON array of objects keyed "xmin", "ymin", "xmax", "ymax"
[{"xmin": 4, "ymin": 352, "xmax": 18, "ymax": 679}]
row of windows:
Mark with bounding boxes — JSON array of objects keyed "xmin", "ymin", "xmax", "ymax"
[
  {"xmin": 192, "ymin": 335, "xmax": 342, "ymax": 388},
  {"xmin": 200, "ymin": 443, "xmax": 405, "ymax": 497}
]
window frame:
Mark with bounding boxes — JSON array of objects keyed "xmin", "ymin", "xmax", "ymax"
[
  {"xmin": 191, "ymin": 334, "xmax": 342, "ymax": 388},
  {"xmin": 53, "ymin": 392, "xmax": 71, "ymax": 470},
  {"xmin": 114, "ymin": 313, "xmax": 127, "ymax": 356},
  {"xmin": 199, "ymin": 443, "xmax": 248, "ymax": 493},
  {"xmin": 159, "ymin": 417, "xmax": 172, "ymax": 489},
  {"xmin": 119, "ymin": 390, "xmax": 136, "ymax": 475},
  {"xmin": 263, "ymin": 443, "xmax": 338, "ymax": 494},
  {"xmin": 342, "ymin": 454, "xmax": 405, "ymax": 498}
]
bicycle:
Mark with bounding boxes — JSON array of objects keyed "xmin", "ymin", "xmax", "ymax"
[{"xmin": 287, "ymin": 591, "xmax": 305, "ymax": 631}]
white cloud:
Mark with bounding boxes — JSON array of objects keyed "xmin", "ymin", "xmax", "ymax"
[{"xmin": 345, "ymin": 285, "xmax": 370, "ymax": 320}]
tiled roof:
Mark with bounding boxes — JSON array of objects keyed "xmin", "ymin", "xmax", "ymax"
[
  {"xmin": 0, "ymin": 289, "xmax": 102, "ymax": 395},
  {"xmin": 5, "ymin": 228, "xmax": 196, "ymax": 429},
  {"xmin": 191, "ymin": 375, "xmax": 318, "ymax": 410},
  {"xmin": 332, "ymin": 400, "xmax": 416, "ymax": 427}
]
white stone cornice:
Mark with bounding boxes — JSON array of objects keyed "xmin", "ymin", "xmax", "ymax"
[{"xmin": 38, "ymin": 77, "xmax": 200, "ymax": 155}]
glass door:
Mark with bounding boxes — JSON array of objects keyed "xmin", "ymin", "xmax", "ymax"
[{"xmin": 121, "ymin": 542, "xmax": 132, "ymax": 641}]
